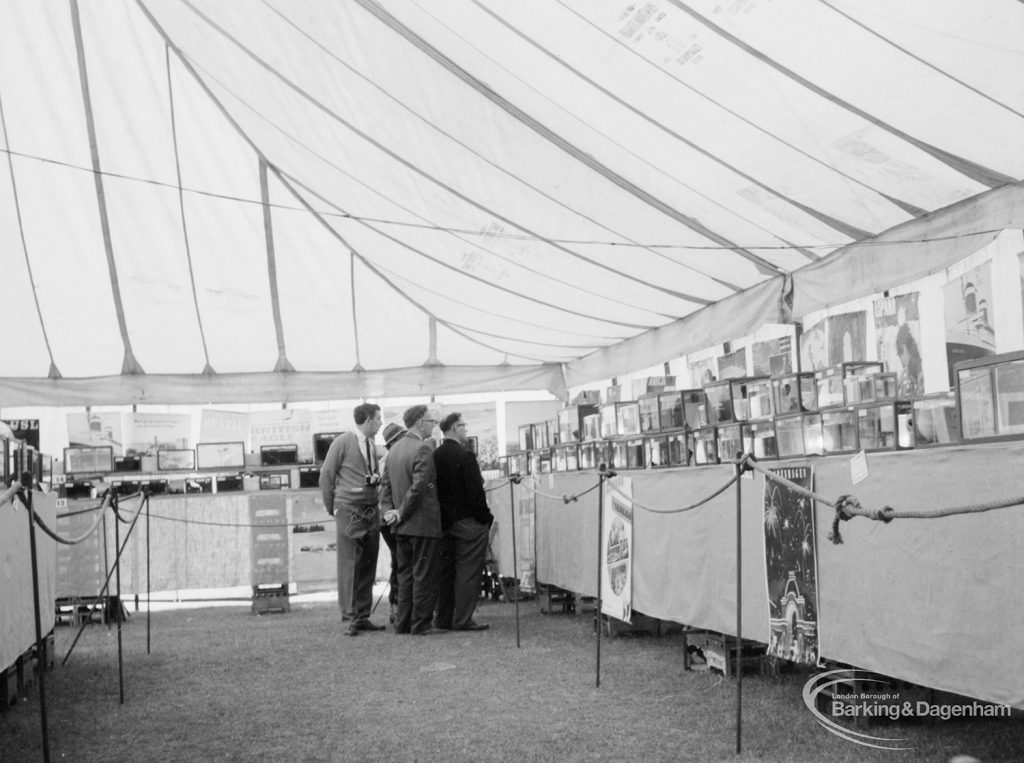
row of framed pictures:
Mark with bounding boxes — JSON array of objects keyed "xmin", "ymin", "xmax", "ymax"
[
  {"xmin": 62, "ymin": 465, "xmax": 324, "ymax": 500},
  {"xmin": 61, "ymin": 440, "xmax": 325, "ymax": 477},
  {"xmin": 516, "ymin": 351, "xmax": 1024, "ymax": 465}
]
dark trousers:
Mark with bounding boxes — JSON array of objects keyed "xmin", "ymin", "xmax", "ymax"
[
  {"xmin": 394, "ymin": 534, "xmax": 440, "ymax": 634},
  {"xmin": 380, "ymin": 524, "xmax": 399, "ymax": 605},
  {"xmin": 435, "ymin": 518, "xmax": 490, "ymax": 629},
  {"xmin": 336, "ymin": 526, "xmax": 380, "ymax": 622}
]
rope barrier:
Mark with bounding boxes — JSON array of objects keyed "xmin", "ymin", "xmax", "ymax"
[
  {"xmin": 740, "ymin": 453, "xmax": 1024, "ymax": 544},
  {"xmin": 608, "ymin": 474, "xmax": 740, "ymax": 515},
  {"xmin": 32, "ymin": 492, "xmax": 113, "ymax": 546}
]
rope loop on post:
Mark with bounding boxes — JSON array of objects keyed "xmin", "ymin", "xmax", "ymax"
[{"xmin": 509, "ymin": 471, "xmax": 523, "ymax": 485}]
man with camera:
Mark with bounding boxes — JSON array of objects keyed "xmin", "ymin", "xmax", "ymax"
[{"xmin": 319, "ymin": 402, "xmax": 386, "ymax": 636}]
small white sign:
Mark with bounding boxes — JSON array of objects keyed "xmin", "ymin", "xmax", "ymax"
[
  {"xmin": 56, "ymin": 498, "xmax": 68, "ymax": 509},
  {"xmin": 850, "ymin": 450, "xmax": 869, "ymax": 485}
]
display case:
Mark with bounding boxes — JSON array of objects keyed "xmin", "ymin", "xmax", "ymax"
[
  {"xmin": 582, "ymin": 413, "xmax": 601, "ymax": 442},
  {"xmin": 657, "ymin": 389, "xmax": 705, "ymax": 430},
  {"xmin": 557, "ymin": 404, "xmax": 599, "ymax": 444},
  {"xmin": 773, "ymin": 411, "xmax": 824, "ymax": 457},
  {"xmin": 815, "ymin": 362, "xmax": 885, "ymax": 409},
  {"xmin": 599, "ymin": 404, "xmax": 619, "ymax": 439},
  {"xmin": 911, "ymin": 392, "xmax": 960, "ymax": 447},
  {"xmin": 772, "ymin": 372, "xmax": 817, "ymax": 414},
  {"xmin": 528, "ymin": 449, "xmax": 552, "ymax": 475},
  {"xmin": 579, "ymin": 441, "xmax": 599, "ymax": 470},
  {"xmin": 313, "ymin": 432, "xmax": 342, "ymax": 464},
  {"xmin": 553, "ymin": 444, "xmax": 579, "ymax": 472},
  {"xmin": 821, "ymin": 408, "xmax": 859, "ymax": 454},
  {"xmin": 741, "ymin": 377, "xmax": 774, "ymax": 421},
  {"xmin": 644, "ymin": 435, "xmax": 671, "ymax": 468},
  {"xmin": 716, "ymin": 422, "xmax": 749, "ymax": 463},
  {"xmin": 615, "ymin": 402, "xmax": 642, "ymax": 437},
  {"xmin": 693, "ymin": 427, "xmax": 719, "ymax": 465},
  {"xmin": 668, "ymin": 430, "xmax": 694, "ymax": 466},
  {"xmin": 63, "ymin": 446, "xmax": 114, "ymax": 476},
  {"xmin": 157, "ymin": 448, "xmax": 196, "ymax": 471},
  {"xmin": 518, "ymin": 425, "xmax": 533, "ymax": 452},
  {"xmin": 531, "ymin": 421, "xmax": 552, "ymax": 450},
  {"xmin": 856, "ymin": 400, "xmax": 914, "ymax": 451},
  {"xmin": 198, "ymin": 441, "xmax": 246, "ymax": 470},
  {"xmin": 843, "ymin": 371, "xmax": 898, "ymax": 406},
  {"xmin": 260, "ymin": 444, "xmax": 298, "ymax": 466},
  {"xmin": 612, "ymin": 438, "xmax": 645, "ymax": 470},
  {"xmin": 507, "ymin": 452, "xmax": 529, "ymax": 477},
  {"xmin": 638, "ymin": 395, "xmax": 661, "ymax": 433},
  {"xmin": 748, "ymin": 419, "xmax": 778, "ymax": 460},
  {"xmin": 955, "ymin": 351, "xmax": 1024, "ymax": 442},
  {"xmin": 703, "ymin": 379, "xmax": 736, "ymax": 425}
]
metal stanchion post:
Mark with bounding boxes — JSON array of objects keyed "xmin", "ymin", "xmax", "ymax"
[
  {"xmin": 113, "ymin": 493, "xmax": 125, "ymax": 704},
  {"xmin": 508, "ymin": 472, "xmax": 521, "ymax": 648},
  {"xmin": 21, "ymin": 471, "xmax": 51, "ymax": 762},
  {"xmin": 146, "ymin": 492, "xmax": 151, "ymax": 655},
  {"xmin": 735, "ymin": 454, "xmax": 744, "ymax": 756}
]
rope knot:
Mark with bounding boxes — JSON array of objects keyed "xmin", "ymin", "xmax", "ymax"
[
  {"xmin": 828, "ymin": 494, "xmax": 860, "ymax": 545},
  {"xmin": 735, "ymin": 451, "xmax": 756, "ymax": 474},
  {"xmin": 875, "ymin": 505, "xmax": 895, "ymax": 523},
  {"xmin": 563, "ymin": 494, "xmax": 577, "ymax": 504},
  {"xmin": 509, "ymin": 471, "xmax": 523, "ymax": 485}
]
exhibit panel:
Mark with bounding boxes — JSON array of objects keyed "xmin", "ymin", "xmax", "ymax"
[
  {"xmin": 527, "ymin": 442, "xmax": 1024, "ymax": 708},
  {"xmin": 1, "ymin": 492, "xmax": 57, "ymax": 671}
]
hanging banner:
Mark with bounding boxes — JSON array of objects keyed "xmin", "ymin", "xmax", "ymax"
[
  {"xmin": 944, "ymin": 262, "xmax": 996, "ymax": 386},
  {"xmin": 601, "ymin": 476, "xmax": 633, "ymax": 623},
  {"xmin": 2, "ymin": 419, "xmax": 40, "ymax": 450},
  {"xmin": 516, "ymin": 475, "xmax": 537, "ymax": 593},
  {"xmin": 763, "ymin": 466, "xmax": 821, "ymax": 665},
  {"xmin": 827, "ymin": 311, "xmax": 867, "ymax": 366}
]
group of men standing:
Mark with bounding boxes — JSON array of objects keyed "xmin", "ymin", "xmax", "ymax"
[{"xmin": 318, "ymin": 403, "xmax": 493, "ymax": 637}]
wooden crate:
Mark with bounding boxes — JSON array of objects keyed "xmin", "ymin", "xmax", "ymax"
[
  {"xmin": 252, "ymin": 584, "xmax": 290, "ymax": 615},
  {"xmin": 701, "ymin": 633, "xmax": 764, "ymax": 676}
]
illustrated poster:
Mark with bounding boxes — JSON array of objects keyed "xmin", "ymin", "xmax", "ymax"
[
  {"xmin": 799, "ymin": 318, "xmax": 828, "ymax": 371},
  {"xmin": 66, "ymin": 411, "xmax": 124, "ymax": 454},
  {"xmin": 250, "ymin": 409, "xmax": 314, "ymax": 462},
  {"xmin": 874, "ymin": 293, "xmax": 924, "ymax": 396},
  {"xmin": 601, "ymin": 476, "xmax": 633, "ymax": 623},
  {"xmin": 199, "ymin": 409, "xmax": 249, "ymax": 446},
  {"xmin": 763, "ymin": 465, "xmax": 820, "ymax": 665},
  {"xmin": 125, "ymin": 413, "xmax": 190, "ymax": 457},
  {"xmin": 943, "ymin": 262, "xmax": 996, "ymax": 386},
  {"xmin": 516, "ymin": 476, "xmax": 537, "ymax": 593},
  {"xmin": 827, "ymin": 311, "xmax": 867, "ymax": 366}
]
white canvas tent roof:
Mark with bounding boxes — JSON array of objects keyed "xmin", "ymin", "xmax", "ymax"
[{"xmin": 2, "ymin": 0, "xmax": 1023, "ymax": 406}]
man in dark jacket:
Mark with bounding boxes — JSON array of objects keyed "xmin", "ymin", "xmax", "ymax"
[
  {"xmin": 433, "ymin": 412, "xmax": 493, "ymax": 631},
  {"xmin": 381, "ymin": 404, "xmax": 442, "ymax": 635}
]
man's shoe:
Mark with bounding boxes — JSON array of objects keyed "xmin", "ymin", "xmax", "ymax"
[
  {"xmin": 355, "ymin": 620, "xmax": 386, "ymax": 631},
  {"xmin": 455, "ymin": 622, "xmax": 489, "ymax": 631},
  {"xmin": 344, "ymin": 622, "xmax": 359, "ymax": 636},
  {"xmin": 433, "ymin": 621, "xmax": 452, "ymax": 631},
  {"xmin": 412, "ymin": 626, "xmax": 442, "ymax": 636}
]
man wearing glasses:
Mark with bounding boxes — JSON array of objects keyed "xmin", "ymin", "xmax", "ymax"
[
  {"xmin": 433, "ymin": 412, "xmax": 493, "ymax": 631},
  {"xmin": 319, "ymin": 402, "xmax": 386, "ymax": 636},
  {"xmin": 381, "ymin": 404, "xmax": 443, "ymax": 634}
]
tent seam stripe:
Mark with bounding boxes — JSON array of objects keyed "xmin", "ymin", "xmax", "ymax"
[
  {"xmin": 665, "ymin": 0, "xmax": 1016, "ymax": 189},
  {"xmin": 70, "ymin": 0, "xmax": 143, "ymax": 375}
]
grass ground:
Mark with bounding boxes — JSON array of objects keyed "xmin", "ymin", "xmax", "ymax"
[{"xmin": 2, "ymin": 595, "xmax": 1021, "ymax": 762}]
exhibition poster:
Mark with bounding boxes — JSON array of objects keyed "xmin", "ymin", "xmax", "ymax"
[
  {"xmin": 601, "ymin": 476, "xmax": 633, "ymax": 623},
  {"xmin": 763, "ymin": 465, "xmax": 821, "ymax": 666},
  {"xmin": 516, "ymin": 476, "xmax": 537, "ymax": 594}
]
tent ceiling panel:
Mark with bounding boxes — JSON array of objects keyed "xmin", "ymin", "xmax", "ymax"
[{"xmin": 1, "ymin": 0, "xmax": 1022, "ymax": 405}]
